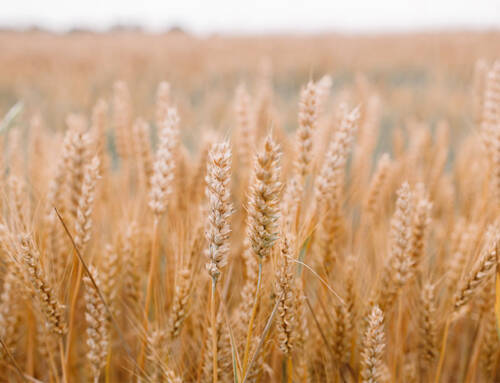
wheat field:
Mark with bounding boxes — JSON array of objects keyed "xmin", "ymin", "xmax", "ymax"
[{"xmin": 0, "ymin": 30, "xmax": 500, "ymax": 382}]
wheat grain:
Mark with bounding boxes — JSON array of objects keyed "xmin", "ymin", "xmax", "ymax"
[
  {"xmin": 205, "ymin": 141, "xmax": 233, "ymax": 281},
  {"xmin": 83, "ymin": 267, "xmax": 108, "ymax": 383},
  {"xmin": 149, "ymin": 107, "xmax": 179, "ymax": 216},
  {"xmin": 20, "ymin": 234, "xmax": 66, "ymax": 336},
  {"xmin": 361, "ymin": 305, "xmax": 386, "ymax": 383},
  {"xmin": 247, "ymin": 134, "xmax": 282, "ymax": 262},
  {"xmin": 454, "ymin": 228, "xmax": 499, "ymax": 312}
]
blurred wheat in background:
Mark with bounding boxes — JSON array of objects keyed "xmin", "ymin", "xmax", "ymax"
[{"xmin": 0, "ymin": 29, "xmax": 499, "ymax": 382}]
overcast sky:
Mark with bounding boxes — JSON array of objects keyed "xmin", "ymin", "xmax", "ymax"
[{"xmin": 1, "ymin": 0, "xmax": 499, "ymax": 34}]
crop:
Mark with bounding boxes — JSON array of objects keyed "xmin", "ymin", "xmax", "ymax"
[{"xmin": 0, "ymin": 31, "xmax": 499, "ymax": 383}]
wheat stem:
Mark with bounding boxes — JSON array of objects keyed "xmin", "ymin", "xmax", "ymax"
[
  {"xmin": 105, "ymin": 344, "xmax": 112, "ymax": 383},
  {"xmin": 242, "ymin": 261, "xmax": 262, "ymax": 374},
  {"xmin": 286, "ymin": 355, "xmax": 293, "ymax": 383},
  {"xmin": 434, "ymin": 317, "xmax": 451, "ymax": 383},
  {"xmin": 65, "ymin": 252, "xmax": 83, "ymax": 369},
  {"xmin": 59, "ymin": 339, "xmax": 68, "ymax": 383},
  {"xmin": 211, "ymin": 278, "xmax": 218, "ymax": 383},
  {"xmin": 138, "ymin": 216, "xmax": 159, "ymax": 369}
]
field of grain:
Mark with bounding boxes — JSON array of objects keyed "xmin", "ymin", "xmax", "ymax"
[{"xmin": 0, "ymin": 30, "xmax": 500, "ymax": 382}]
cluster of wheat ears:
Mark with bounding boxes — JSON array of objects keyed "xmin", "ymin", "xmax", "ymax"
[{"xmin": 0, "ymin": 58, "xmax": 500, "ymax": 383}]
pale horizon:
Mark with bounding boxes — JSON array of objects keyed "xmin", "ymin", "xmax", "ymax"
[{"xmin": 1, "ymin": 0, "xmax": 499, "ymax": 35}]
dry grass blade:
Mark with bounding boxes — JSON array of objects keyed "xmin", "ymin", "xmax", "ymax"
[
  {"xmin": 242, "ymin": 290, "xmax": 284, "ymax": 383},
  {"xmin": 0, "ymin": 101, "xmax": 23, "ymax": 133},
  {"xmin": 0, "ymin": 337, "xmax": 29, "ymax": 383},
  {"xmin": 54, "ymin": 207, "xmax": 147, "ymax": 379},
  {"xmin": 284, "ymin": 254, "xmax": 344, "ymax": 304}
]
